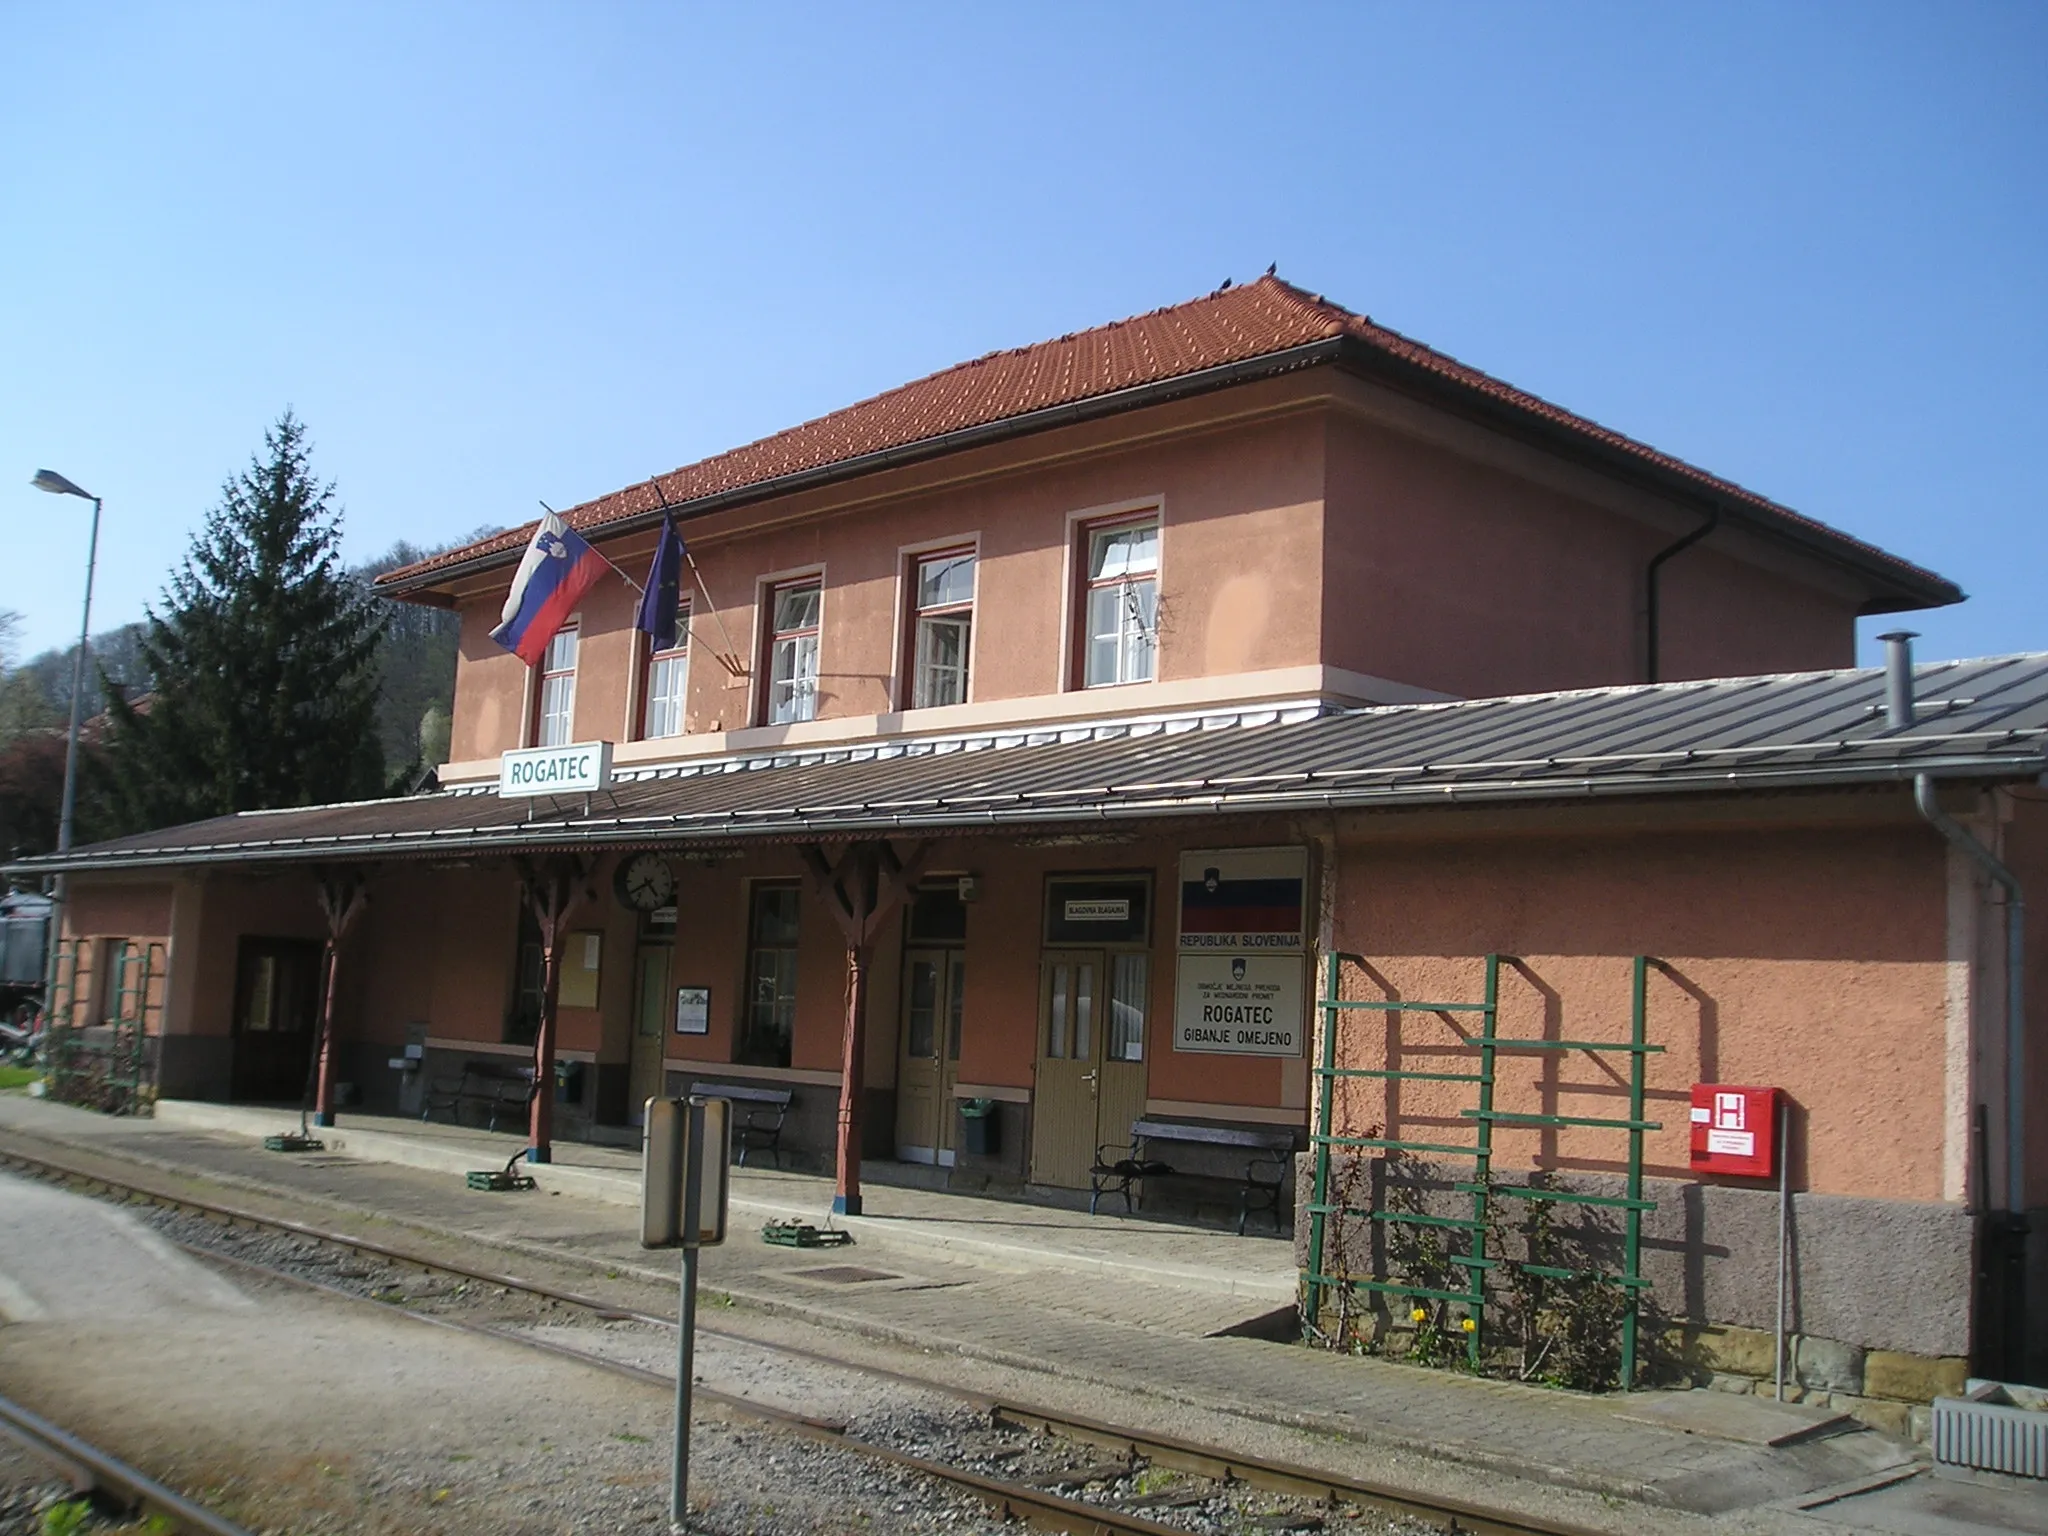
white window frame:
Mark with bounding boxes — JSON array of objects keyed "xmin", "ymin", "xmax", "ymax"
[
  {"xmin": 907, "ymin": 545, "xmax": 976, "ymax": 710},
  {"xmin": 762, "ymin": 577, "xmax": 822, "ymax": 726},
  {"xmin": 535, "ymin": 623, "xmax": 579, "ymax": 747},
  {"xmin": 1079, "ymin": 516, "xmax": 1160, "ymax": 688},
  {"xmin": 641, "ymin": 601, "xmax": 691, "ymax": 740}
]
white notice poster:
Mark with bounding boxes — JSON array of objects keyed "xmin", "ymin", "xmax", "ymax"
[{"xmin": 1173, "ymin": 954, "xmax": 1306, "ymax": 1056}]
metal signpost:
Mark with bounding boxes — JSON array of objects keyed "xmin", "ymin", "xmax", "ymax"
[{"xmin": 641, "ymin": 1094, "xmax": 731, "ymax": 1533}]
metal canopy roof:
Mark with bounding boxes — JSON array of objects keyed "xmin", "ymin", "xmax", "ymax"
[{"xmin": 15, "ymin": 653, "xmax": 2048, "ymax": 875}]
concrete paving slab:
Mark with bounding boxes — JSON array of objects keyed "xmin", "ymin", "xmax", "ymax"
[
  {"xmin": 0, "ymin": 1169, "xmax": 252, "ymax": 1319},
  {"xmin": 1789, "ymin": 1469, "xmax": 2048, "ymax": 1535},
  {"xmin": 1618, "ymin": 1388, "xmax": 1854, "ymax": 1446},
  {"xmin": 150, "ymin": 1099, "xmax": 1300, "ymax": 1305}
]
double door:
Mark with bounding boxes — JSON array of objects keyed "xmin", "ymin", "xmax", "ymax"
[
  {"xmin": 895, "ymin": 948, "xmax": 964, "ymax": 1163},
  {"xmin": 1031, "ymin": 949, "xmax": 1148, "ymax": 1188}
]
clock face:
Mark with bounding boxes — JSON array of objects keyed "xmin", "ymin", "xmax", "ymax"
[{"xmin": 616, "ymin": 852, "xmax": 676, "ymax": 912}]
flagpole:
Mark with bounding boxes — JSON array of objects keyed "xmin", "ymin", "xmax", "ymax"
[
  {"xmin": 682, "ymin": 546, "xmax": 747, "ymax": 675},
  {"xmin": 634, "ymin": 483, "xmax": 748, "ymax": 676}
]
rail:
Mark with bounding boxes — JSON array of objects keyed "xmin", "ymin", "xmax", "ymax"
[{"xmin": 0, "ymin": 1392, "xmax": 254, "ymax": 1536}]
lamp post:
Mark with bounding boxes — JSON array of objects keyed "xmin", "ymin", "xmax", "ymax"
[{"xmin": 29, "ymin": 469, "xmax": 103, "ymax": 1025}]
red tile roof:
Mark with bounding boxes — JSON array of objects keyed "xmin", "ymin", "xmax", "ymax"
[{"xmin": 377, "ymin": 275, "xmax": 1956, "ymax": 604}]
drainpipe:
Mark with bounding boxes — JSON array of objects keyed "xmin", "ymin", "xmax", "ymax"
[
  {"xmin": 1645, "ymin": 508, "xmax": 1720, "ymax": 683},
  {"xmin": 1890, "ymin": 632, "xmax": 2028, "ymax": 1215}
]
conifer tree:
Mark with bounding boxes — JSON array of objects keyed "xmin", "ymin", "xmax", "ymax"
[{"xmin": 105, "ymin": 412, "xmax": 386, "ymax": 830}]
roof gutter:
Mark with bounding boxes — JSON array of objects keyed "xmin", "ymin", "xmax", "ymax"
[
  {"xmin": 377, "ymin": 337, "xmax": 1351, "ymax": 599},
  {"xmin": 13, "ymin": 751, "xmax": 2041, "ymax": 878}
]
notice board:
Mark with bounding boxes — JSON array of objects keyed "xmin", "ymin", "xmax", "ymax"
[{"xmin": 1172, "ymin": 845, "xmax": 1307, "ymax": 1057}]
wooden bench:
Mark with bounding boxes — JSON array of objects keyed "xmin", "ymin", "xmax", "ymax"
[
  {"xmin": 694, "ymin": 1082, "xmax": 794, "ymax": 1169},
  {"xmin": 422, "ymin": 1060, "xmax": 536, "ymax": 1133},
  {"xmin": 1091, "ymin": 1118, "xmax": 1296, "ymax": 1235}
]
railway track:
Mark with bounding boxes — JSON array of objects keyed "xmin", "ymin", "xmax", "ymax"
[
  {"xmin": 0, "ymin": 1390, "xmax": 253, "ymax": 1536},
  {"xmin": 0, "ymin": 1137, "xmax": 1605, "ymax": 1536}
]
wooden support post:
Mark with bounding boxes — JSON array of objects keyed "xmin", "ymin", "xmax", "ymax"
[
  {"xmin": 800, "ymin": 839, "xmax": 933, "ymax": 1216},
  {"xmin": 518, "ymin": 856, "xmax": 589, "ymax": 1165},
  {"xmin": 311, "ymin": 871, "xmax": 367, "ymax": 1129}
]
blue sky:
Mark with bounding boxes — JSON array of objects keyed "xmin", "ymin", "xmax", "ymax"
[{"xmin": 3, "ymin": 4, "xmax": 2041, "ymax": 665}]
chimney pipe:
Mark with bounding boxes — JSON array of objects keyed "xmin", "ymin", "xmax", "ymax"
[{"xmin": 1877, "ymin": 630, "xmax": 1918, "ymax": 729}]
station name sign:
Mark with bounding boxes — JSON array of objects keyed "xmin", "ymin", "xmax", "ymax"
[
  {"xmin": 499, "ymin": 740, "xmax": 614, "ymax": 798},
  {"xmin": 1172, "ymin": 845, "xmax": 1308, "ymax": 1058}
]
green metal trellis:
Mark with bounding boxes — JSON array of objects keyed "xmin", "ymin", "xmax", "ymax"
[
  {"xmin": 46, "ymin": 938, "xmax": 159, "ymax": 1115},
  {"xmin": 1303, "ymin": 952, "xmax": 1662, "ymax": 1386}
]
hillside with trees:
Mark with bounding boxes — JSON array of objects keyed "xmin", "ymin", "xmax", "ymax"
[{"xmin": 0, "ymin": 418, "xmax": 483, "ymax": 859}]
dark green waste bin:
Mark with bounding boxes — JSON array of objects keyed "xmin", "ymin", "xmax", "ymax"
[{"xmin": 959, "ymin": 1097, "xmax": 999, "ymax": 1156}]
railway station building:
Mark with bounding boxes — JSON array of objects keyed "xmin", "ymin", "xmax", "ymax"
[{"xmin": 17, "ymin": 276, "xmax": 2045, "ymax": 1395}]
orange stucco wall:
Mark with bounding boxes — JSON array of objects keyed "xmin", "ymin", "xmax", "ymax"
[
  {"xmin": 438, "ymin": 381, "xmax": 1878, "ymax": 771},
  {"xmin": 448, "ymin": 410, "xmax": 1328, "ymax": 763},
  {"xmin": 1319, "ymin": 412, "xmax": 1856, "ymax": 698},
  {"xmin": 1325, "ymin": 814, "xmax": 1952, "ymax": 1203},
  {"xmin": 65, "ymin": 882, "xmax": 173, "ymax": 940}
]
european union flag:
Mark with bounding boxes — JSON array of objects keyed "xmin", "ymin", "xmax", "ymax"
[{"xmin": 635, "ymin": 516, "xmax": 686, "ymax": 650}]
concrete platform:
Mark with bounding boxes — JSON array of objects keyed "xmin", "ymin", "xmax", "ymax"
[
  {"xmin": 18, "ymin": 1090, "xmax": 2041, "ymax": 1533},
  {"xmin": 147, "ymin": 1099, "xmax": 1300, "ymax": 1310}
]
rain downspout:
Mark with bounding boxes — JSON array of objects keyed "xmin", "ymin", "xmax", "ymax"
[
  {"xmin": 1887, "ymin": 631, "xmax": 2028, "ymax": 1214},
  {"xmin": 1645, "ymin": 508, "xmax": 1720, "ymax": 684}
]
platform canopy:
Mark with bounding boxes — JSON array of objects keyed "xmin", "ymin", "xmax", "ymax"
[{"xmin": 13, "ymin": 652, "xmax": 2048, "ymax": 877}]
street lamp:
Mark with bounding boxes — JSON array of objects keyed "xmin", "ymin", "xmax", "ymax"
[{"xmin": 29, "ymin": 469, "xmax": 103, "ymax": 1025}]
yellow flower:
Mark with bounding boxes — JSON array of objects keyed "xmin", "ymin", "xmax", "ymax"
[
  {"xmin": 1460, "ymin": 1317, "xmax": 1477, "ymax": 1333},
  {"xmin": 1410, "ymin": 1307, "xmax": 1427, "ymax": 1323}
]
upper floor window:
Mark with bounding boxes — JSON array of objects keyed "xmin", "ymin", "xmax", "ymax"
[
  {"xmin": 642, "ymin": 604, "xmax": 691, "ymax": 740},
  {"xmin": 909, "ymin": 549, "xmax": 974, "ymax": 709},
  {"xmin": 766, "ymin": 581, "xmax": 821, "ymax": 725},
  {"xmin": 536, "ymin": 625, "xmax": 578, "ymax": 746},
  {"xmin": 1082, "ymin": 519, "xmax": 1158, "ymax": 687}
]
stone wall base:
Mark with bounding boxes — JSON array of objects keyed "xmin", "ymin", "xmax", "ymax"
[{"xmin": 1672, "ymin": 1321, "xmax": 1967, "ymax": 1440}]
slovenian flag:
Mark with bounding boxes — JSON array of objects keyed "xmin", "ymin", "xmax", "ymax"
[{"xmin": 490, "ymin": 512, "xmax": 609, "ymax": 665}]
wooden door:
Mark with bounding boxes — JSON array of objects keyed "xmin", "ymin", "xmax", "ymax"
[
  {"xmin": 1096, "ymin": 951, "xmax": 1150, "ymax": 1159},
  {"xmin": 895, "ymin": 948, "xmax": 964, "ymax": 1163},
  {"xmin": 629, "ymin": 944, "xmax": 671, "ymax": 1124},
  {"xmin": 229, "ymin": 938, "xmax": 322, "ymax": 1102},
  {"xmin": 1032, "ymin": 949, "xmax": 1151, "ymax": 1190},
  {"xmin": 1031, "ymin": 950, "xmax": 1103, "ymax": 1187}
]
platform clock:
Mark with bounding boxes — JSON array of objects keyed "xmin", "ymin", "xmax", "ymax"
[{"xmin": 614, "ymin": 852, "xmax": 676, "ymax": 913}]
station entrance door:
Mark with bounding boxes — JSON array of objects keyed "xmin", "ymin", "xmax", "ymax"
[
  {"xmin": 229, "ymin": 937, "xmax": 322, "ymax": 1102},
  {"xmin": 628, "ymin": 943, "xmax": 671, "ymax": 1124},
  {"xmin": 895, "ymin": 948, "xmax": 964, "ymax": 1164},
  {"xmin": 1031, "ymin": 949, "xmax": 1148, "ymax": 1188}
]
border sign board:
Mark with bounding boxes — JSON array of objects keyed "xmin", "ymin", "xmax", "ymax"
[
  {"xmin": 1173, "ymin": 846, "xmax": 1308, "ymax": 1057},
  {"xmin": 499, "ymin": 740, "xmax": 613, "ymax": 798}
]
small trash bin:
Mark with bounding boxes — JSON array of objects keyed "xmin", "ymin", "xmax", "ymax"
[{"xmin": 959, "ymin": 1097, "xmax": 999, "ymax": 1156}]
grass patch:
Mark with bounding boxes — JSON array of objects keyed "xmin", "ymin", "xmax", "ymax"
[{"xmin": 0, "ymin": 1065, "xmax": 40, "ymax": 1091}]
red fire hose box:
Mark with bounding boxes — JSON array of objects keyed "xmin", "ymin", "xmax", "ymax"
[{"xmin": 1689, "ymin": 1084, "xmax": 1781, "ymax": 1178}]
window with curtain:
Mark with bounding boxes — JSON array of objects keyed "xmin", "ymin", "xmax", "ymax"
[
  {"xmin": 766, "ymin": 582, "xmax": 821, "ymax": 725},
  {"xmin": 909, "ymin": 549, "xmax": 974, "ymax": 708},
  {"xmin": 536, "ymin": 625, "xmax": 579, "ymax": 746},
  {"xmin": 1082, "ymin": 520, "xmax": 1158, "ymax": 687},
  {"xmin": 1108, "ymin": 952, "xmax": 1147, "ymax": 1061},
  {"xmin": 643, "ymin": 604, "xmax": 691, "ymax": 739}
]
